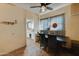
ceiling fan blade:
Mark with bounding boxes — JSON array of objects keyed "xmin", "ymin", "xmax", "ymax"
[
  {"xmin": 30, "ymin": 6, "xmax": 41, "ymax": 8},
  {"xmin": 47, "ymin": 7, "xmax": 53, "ymax": 10},
  {"xmin": 46, "ymin": 3, "xmax": 51, "ymax": 5}
]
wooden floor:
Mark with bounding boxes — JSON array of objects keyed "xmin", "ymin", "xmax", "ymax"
[
  {"xmin": 3, "ymin": 38, "xmax": 78, "ymax": 56},
  {"xmin": 3, "ymin": 38, "xmax": 49, "ymax": 56}
]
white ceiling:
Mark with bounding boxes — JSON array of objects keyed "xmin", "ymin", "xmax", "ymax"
[{"xmin": 14, "ymin": 3, "xmax": 70, "ymax": 15}]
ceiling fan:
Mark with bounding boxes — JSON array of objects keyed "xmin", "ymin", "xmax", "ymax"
[{"xmin": 30, "ymin": 3, "xmax": 53, "ymax": 12}]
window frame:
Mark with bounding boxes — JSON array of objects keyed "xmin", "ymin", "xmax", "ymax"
[{"xmin": 40, "ymin": 14, "xmax": 65, "ymax": 35}]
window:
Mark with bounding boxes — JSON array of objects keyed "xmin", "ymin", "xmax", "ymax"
[
  {"xmin": 40, "ymin": 18, "xmax": 50, "ymax": 30},
  {"xmin": 40, "ymin": 14, "xmax": 65, "ymax": 32},
  {"xmin": 50, "ymin": 15, "xmax": 64, "ymax": 31}
]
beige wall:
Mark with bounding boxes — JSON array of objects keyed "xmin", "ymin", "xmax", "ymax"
[
  {"xmin": 0, "ymin": 4, "xmax": 26, "ymax": 55},
  {"xmin": 69, "ymin": 4, "xmax": 79, "ymax": 41},
  {"xmin": 0, "ymin": 3, "xmax": 39, "ymax": 55},
  {"xmin": 0, "ymin": 4, "xmax": 26, "ymax": 54}
]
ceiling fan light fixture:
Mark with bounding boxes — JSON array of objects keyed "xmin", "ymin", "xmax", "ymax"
[
  {"xmin": 30, "ymin": 3, "xmax": 52, "ymax": 13},
  {"xmin": 40, "ymin": 6, "xmax": 46, "ymax": 12}
]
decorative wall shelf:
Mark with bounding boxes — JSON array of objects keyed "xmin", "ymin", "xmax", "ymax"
[{"xmin": 0, "ymin": 20, "xmax": 17, "ymax": 25}]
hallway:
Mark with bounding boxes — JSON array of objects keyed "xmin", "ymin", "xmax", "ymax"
[{"xmin": 23, "ymin": 38, "xmax": 49, "ymax": 56}]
